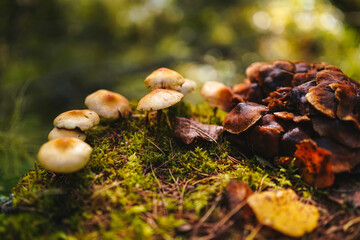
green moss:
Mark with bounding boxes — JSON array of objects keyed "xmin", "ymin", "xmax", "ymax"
[{"xmin": 0, "ymin": 102, "xmax": 316, "ymax": 239}]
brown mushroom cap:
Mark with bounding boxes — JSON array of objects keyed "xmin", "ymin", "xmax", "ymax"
[
  {"xmin": 53, "ymin": 110, "xmax": 100, "ymax": 131},
  {"xmin": 280, "ymin": 127, "xmax": 311, "ymax": 156},
  {"xmin": 137, "ymin": 89, "xmax": 184, "ymax": 111},
  {"xmin": 305, "ymin": 82, "xmax": 337, "ymax": 118},
  {"xmin": 144, "ymin": 67, "xmax": 185, "ymax": 90},
  {"xmin": 329, "ymin": 82, "xmax": 360, "ymax": 130},
  {"xmin": 312, "ymin": 117, "xmax": 360, "ymax": 149},
  {"xmin": 248, "ymin": 125, "xmax": 281, "ymax": 159},
  {"xmin": 37, "ymin": 137, "xmax": 92, "ymax": 173},
  {"xmin": 85, "ymin": 89, "xmax": 131, "ymax": 119},
  {"xmin": 294, "ymin": 61, "xmax": 311, "ymax": 73},
  {"xmin": 316, "ymin": 138, "xmax": 360, "ymax": 173},
  {"xmin": 200, "ymin": 81, "xmax": 235, "ymax": 112},
  {"xmin": 48, "ymin": 127, "xmax": 86, "ymax": 141},
  {"xmin": 223, "ymin": 102, "xmax": 268, "ymax": 134}
]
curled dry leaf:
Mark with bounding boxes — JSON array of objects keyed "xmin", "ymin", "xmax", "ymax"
[
  {"xmin": 174, "ymin": 117, "xmax": 223, "ymax": 144},
  {"xmin": 294, "ymin": 139, "xmax": 334, "ymax": 188},
  {"xmin": 247, "ymin": 189, "xmax": 319, "ymax": 238}
]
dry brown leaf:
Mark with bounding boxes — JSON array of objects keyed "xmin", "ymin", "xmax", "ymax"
[
  {"xmin": 225, "ymin": 180, "xmax": 253, "ymax": 219},
  {"xmin": 294, "ymin": 139, "xmax": 335, "ymax": 188},
  {"xmin": 174, "ymin": 117, "xmax": 223, "ymax": 144},
  {"xmin": 247, "ymin": 189, "xmax": 319, "ymax": 238}
]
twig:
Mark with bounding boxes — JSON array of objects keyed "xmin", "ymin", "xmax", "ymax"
[{"xmin": 145, "ymin": 137, "xmax": 165, "ymax": 155}]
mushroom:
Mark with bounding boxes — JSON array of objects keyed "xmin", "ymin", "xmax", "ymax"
[
  {"xmin": 201, "ymin": 81, "xmax": 235, "ymax": 112},
  {"xmin": 37, "ymin": 137, "xmax": 92, "ymax": 173},
  {"xmin": 329, "ymin": 82, "xmax": 360, "ymax": 130},
  {"xmin": 222, "ymin": 102, "xmax": 268, "ymax": 134},
  {"xmin": 48, "ymin": 127, "xmax": 86, "ymax": 141},
  {"xmin": 280, "ymin": 127, "xmax": 310, "ymax": 156},
  {"xmin": 144, "ymin": 67, "xmax": 185, "ymax": 90},
  {"xmin": 312, "ymin": 117, "xmax": 360, "ymax": 149},
  {"xmin": 305, "ymin": 81, "xmax": 337, "ymax": 118},
  {"xmin": 53, "ymin": 110, "xmax": 100, "ymax": 131},
  {"xmin": 248, "ymin": 114, "xmax": 283, "ymax": 159},
  {"xmin": 137, "ymin": 89, "xmax": 184, "ymax": 123},
  {"xmin": 85, "ymin": 89, "xmax": 131, "ymax": 120},
  {"xmin": 316, "ymin": 137, "xmax": 360, "ymax": 173},
  {"xmin": 177, "ymin": 78, "xmax": 197, "ymax": 95},
  {"xmin": 233, "ymin": 80, "xmax": 263, "ymax": 103}
]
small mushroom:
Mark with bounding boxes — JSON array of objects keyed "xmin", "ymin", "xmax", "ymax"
[
  {"xmin": 201, "ymin": 81, "xmax": 235, "ymax": 112},
  {"xmin": 85, "ymin": 89, "xmax": 131, "ymax": 120},
  {"xmin": 177, "ymin": 78, "xmax": 197, "ymax": 95},
  {"xmin": 223, "ymin": 102, "xmax": 268, "ymax": 134},
  {"xmin": 144, "ymin": 67, "xmax": 185, "ymax": 90},
  {"xmin": 37, "ymin": 137, "xmax": 93, "ymax": 173},
  {"xmin": 48, "ymin": 127, "xmax": 86, "ymax": 141},
  {"xmin": 137, "ymin": 89, "xmax": 184, "ymax": 111},
  {"xmin": 53, "ymin": 110, "xmax": 100, "ymax": 131}
]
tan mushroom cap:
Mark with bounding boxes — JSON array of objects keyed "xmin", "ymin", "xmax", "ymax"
[
  {"xmin": 200, "ymin": 81, "xmax": 234, "ymax": 112},
  {"xmin": 37, "ymin": 137, "xmax": 92, "ymax": 173},
  {"xmin": 137, "ymin": 89, "xmax": 184, "ymax": 111},
  {"xmin": 48, "ymin": 127, "xmax": 86, "ymax": 141},
  {"xmin": 85, "ymin": 89, "xmax": 131, "ymax": 119},
  {"xmin": 145, "ymin": 67, "xmax": 185, "ymax": 90},
  {"xmin": 54, "ymin": 110, "xmax": 100, "ymax": 131},
  {"xmin": 178, "ymin": 79, "xmax": 197, "ymax": 95}
]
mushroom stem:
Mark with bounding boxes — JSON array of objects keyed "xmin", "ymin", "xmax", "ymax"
[
  {"xmin": 145, "ymin": 111, "xmax": 149, "ymax": 127},
  {"xmin": 157, "ymin": 109, "xmax": 163, "ymax": 125}
]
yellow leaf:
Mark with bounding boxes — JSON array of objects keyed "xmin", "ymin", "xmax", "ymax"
[{"xmin": 247, "ymin": 189, "xmax": 319, "ymax": 237}]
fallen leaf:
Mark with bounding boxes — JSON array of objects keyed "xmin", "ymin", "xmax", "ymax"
[
  {"xmin": 174, "ymin": 117, "xmax": 223, "ymax": 144},
  {"xmin": 294, "ymin": 139, "xmax": 334, "ymax": 188},
  {"xmin": 225, "ymin": 180, "xmax": 253, "ymax": 218},
  {"xmin": 247, "ymin": 189, "xmax": 319, "ymax": 238}
]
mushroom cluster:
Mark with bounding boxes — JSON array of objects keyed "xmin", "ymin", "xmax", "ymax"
[
  {"xmin": 37, "ymin": 68, "xmax": 194, "ymax": 174},
  {"xmin": 202, "ymin": 60, "xmax": 360, "ymax": 188},
  {"xmin": 38, "ymin": 89, "xmax": 131, "ymax": 174},
  {"xmin": 137, "ymin": 67, "xmax": 196, "ymax": 120}
]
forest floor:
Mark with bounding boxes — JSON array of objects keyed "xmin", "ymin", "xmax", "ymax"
[{"xmin": 0, "ymin": 102, "xmax": 359, "ymax": 240}]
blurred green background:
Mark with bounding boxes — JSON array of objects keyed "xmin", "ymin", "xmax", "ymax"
[{"xmin": 1, "ymin": 0, "xmax": 360, "ymax": 194}]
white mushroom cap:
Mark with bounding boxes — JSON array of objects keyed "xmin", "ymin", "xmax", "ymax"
[
  {"xmin": 37, "ymin": 137, "xmax": 92, "ymax": 173},
  {"xmin": 200, "ymin": 81, "xmax": 234, "ymax": 112},
  {"xmin": 48, "ymin": 127, "xmax": 86, "ymax": 141},
  {"xmin": 85, "ymin": 89, "xmax": 131, "ymax": 119},
  {"xmin": 178, "ymin": 78, "xmax": 197, "ymax": 95},
  {"xmin": 137, "ymin": 89, "xmax": 184, "ymax": 111},
  {"xmin": 53, "ymin": 110, "xmax": 100, "ymax": 131},
  {"xmin": 144, "ymin": 67, "xmax": 185, "ymax": 90}
]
